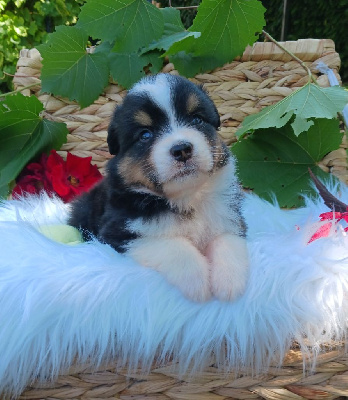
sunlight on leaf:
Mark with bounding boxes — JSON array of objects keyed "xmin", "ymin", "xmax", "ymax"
[{"xmin": 236, "ymin": 83, "xmax": 348, "ymax": 137}]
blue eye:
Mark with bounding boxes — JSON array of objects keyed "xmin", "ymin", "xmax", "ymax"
[
  {"xmin": 140, "ymin": 131, "xmax": 153, "ymax": 142},
  {"xmin": 191, "ymin": 116, "xmax": 204, "ymax": 125}
]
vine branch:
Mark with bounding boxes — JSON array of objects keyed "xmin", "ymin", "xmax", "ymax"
[
  {"xmin": 0, "ymin": 83, "xmax": 38, "ymax": 99},
  {"xmin": 262, "ymin": 30, "xmax": 318, "ymax": 84}
]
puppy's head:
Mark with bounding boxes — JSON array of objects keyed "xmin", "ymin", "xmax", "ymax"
[{"xmin": 107, "ymin": 74, "xmax": 229, "ymax": 199}]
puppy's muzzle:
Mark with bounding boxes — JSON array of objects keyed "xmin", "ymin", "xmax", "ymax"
[{"xmin": 170, "ymin": 142, "xmax": 193, "ymax": 163}]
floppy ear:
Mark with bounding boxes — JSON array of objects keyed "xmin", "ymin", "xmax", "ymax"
[
  {"xmin": 107, "ymin": 111, "xmax": 120, "ymax": 155},
  {"xmin": 212, "ymin": 107, "xmax": 221, "ymax": 130},
  {"xmin": 197, "ymin": 84, "xmax": 221, "ymax": 129}
]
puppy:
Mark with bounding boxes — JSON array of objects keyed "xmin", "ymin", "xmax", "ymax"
[{"xmin": 69, "ymin": 74, "xmax": 249, "ymax": 302}]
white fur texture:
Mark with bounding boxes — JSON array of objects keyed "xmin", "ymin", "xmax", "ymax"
[
  {"xmin": 127, "ymin": 236, "xmax": 211, "ymax": 302},
  {"xmin": 151, "ymin": 127, "xmax": 213, "ymax": 183},
  {"xmin": 207, "ymin": 234, "xmax": 249, "ymax": 301},
  {"xmin": 127, "ymin": 162, "xmax": 243, "ymax": 250},
  {"xmin": 126, "ymin": 162, "xmax": 247, "ymax": 302},
  {"xmin": 1, "ymin": 185, "xmax": 348, "ymax": 396}
]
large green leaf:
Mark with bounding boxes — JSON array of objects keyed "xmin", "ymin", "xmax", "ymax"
[
  {"xmin": 39, "ymin": 26, "xmax": 110, "ymax": 108},
  {"xmin": 0, "ymin": 183, "xmax": 9, "ymax": 199},
  {"xmin": 189, "ymin": 0, "xmax": 265, "ymax": 57},
  {"xmin": 169, "ymin": 51, "xmax": 222, "ymax": 77},
  {"xmin": 141, "ymin": 8, "xmax": 200, "ymax": 54},
  {"xmin": 142, "ymin": 31, "xmax": 201, "ymax": 54},
  {"xmin": 0, "ymin": 95, "xmax": 44, "ymax": 168},
  {"xmin": 77, "ymin": 0, "xmax": 164, "ymax": 53},
  {"xmin": 232, "ymin": 119, "xmax": 343, "ymax": 208},
  {"xmin": 161, "ymin": 7, "xmax": 185, "ymax": 34},
  {"xmin": 236, "ymin": 83, "xmax": 348, "ymax": 138},
  {"xmin": 109, "ymin": 50, "xmax": 163, "ymax": 89},
  {"xmin": 0, "ymin": 93, "xmax": 43, "ymax": 114},
  {"xmin": 146, "ymin": 51, "xmax": 164, "ymax": 74},
  {"xmin": 164, "ymin": 0, "xmax": 265, "ymax": 76},
  {"xmin": 0, "ymin": 93, "xmax": 68, "ymax": 198}
]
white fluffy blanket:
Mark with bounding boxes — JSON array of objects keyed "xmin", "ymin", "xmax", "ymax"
[{"xmin": 0, "ymin": 185, "xmax": 348, "ymax": 396}]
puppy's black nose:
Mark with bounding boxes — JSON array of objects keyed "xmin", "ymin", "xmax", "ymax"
[{"xmin": 170, "ymin": 142, "xmax": 193, "ymax": 162}]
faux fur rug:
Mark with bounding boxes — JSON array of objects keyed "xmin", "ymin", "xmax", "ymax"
[{"xmin": 0, "ymin": 184, "xmax": 348, "ymax": 396}]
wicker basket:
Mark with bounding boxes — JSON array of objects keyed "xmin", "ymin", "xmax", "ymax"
[
  {"xmin": 13, "ymin": 38, "xmax": 348, "ymax": 182},
  {"xmin": 8, "ymin": 40, "xmax": 348, "ymax": 400},
  {"xmin": 16, "ymin": 347, "xmax": 348, "ymax": 400}
]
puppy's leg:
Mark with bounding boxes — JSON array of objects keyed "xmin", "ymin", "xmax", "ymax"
[
  {"xmin": 127, "ymin": 237, "xmax": 211, "ymax": 302},
  {"xmin": 206, "ymin": 234, "xmax": 249, "ymax": 302}
]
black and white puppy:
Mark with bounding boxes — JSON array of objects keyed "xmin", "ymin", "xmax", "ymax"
[{"xmin": 69, "ymin": 74, "xmax": 249, "ymax": 302}]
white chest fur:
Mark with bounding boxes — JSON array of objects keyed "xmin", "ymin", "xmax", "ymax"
[{"xmin": 126, "ymin": 161, "xmax": 242, "ymax": 252}]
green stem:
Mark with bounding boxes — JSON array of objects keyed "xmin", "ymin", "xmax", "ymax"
[
  {"xmin": 262, "ymin": 30, "xmax": 318, "ymax": 85},
  {"xmin": 0, "ymin": 83, "xmax": 38, "ymax": 98}
]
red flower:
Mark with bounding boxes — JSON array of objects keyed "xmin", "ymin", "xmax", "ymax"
[
  {"xmin": 13, "ymin": 150, "xmax": 103, "ymax": 202},
  {"xmin": 45, "ymin": 150, "xmax": 103, "ymax": 202},
  {"xmin": 12, "ymin": 154, "xmax": 53, "ymax": 198}
]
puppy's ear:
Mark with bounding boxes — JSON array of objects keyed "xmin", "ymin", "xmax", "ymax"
[
  {"xmin": 212, "ymin": 108, "xmax": 221, "ymax": 130},
  {"xmin": 107, "ymin": 121, "xmax": 120, "ymax": 155},
  {"xmin": 107, "ymin": 113, "xmax": 120, "ymax": 155},
  {"xmin": 196, "ymin": 84, "xmax": 221, "ymax": 129}
]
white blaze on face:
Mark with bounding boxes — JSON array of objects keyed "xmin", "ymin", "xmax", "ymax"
[
  {"xmin": 151, "ymin": 127, "xmax": 213, "ymax": 182},
  {"xmin": 131, "ymin": 74, "xmax": 215, "ymax": 198},
  {"xmin": 130, "ymin": 74, "xmax": 176, "ymax": 126}
]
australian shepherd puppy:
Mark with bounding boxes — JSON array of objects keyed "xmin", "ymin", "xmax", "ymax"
[{"xmin": 69, "ymin": 74, "xmax": 249, "ymax": 302}]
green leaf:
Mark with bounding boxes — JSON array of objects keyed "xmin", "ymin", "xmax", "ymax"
[
  {"xmin": 0, "ymin": 92, "xmax": 43, "ymax": 114},
  {"xmin": 236, "ymin": 83, "xmax": 348, "ymax": 138},
  {"xmin": 232, "ymin": 119, "xmax": 343, "ymax": 208},
  {"xmin": 0, "ymin": 94, "xmax": 44, "ymax": 169},
  {"xmin": 141, "ymin": 8, "xmax": 200, "ymax": 54},
  {"xmin": 109, "ymin": 51, "xmax": 162, "ymax": 88},
  {"xmin": 190, "ymin": 0, "xmax": 265, "ymax": 56},
  {"xmin": 163, "ymin": 34, "xmax": 196, "ymax": 57},
  {"xmin": 39, "ymin": 26, "xmax": 110, "ymax": 108},
  {"xmin": 146, "ymin": 51, "xmax": 164, "ymax": 74},
  {"xmin": 0, "ymin": 93, "xmax": 68, "ymax": 198},
  {"xmin": 77, "ymin": 0, "xmax": 164, "ymax": 53},
  {"xmin": 142, "ymin": 31, "xmax": 201, "ymax": 54},
  {"xmin": 94, "ymin": 40, "xmax": 115, "ymax": 54},
  {"xmin": 0, "ymin": 182, "xmax": 9, "ymax": 199},
  {"xmin": 169, "ymin": 51, "xmax": 219, "ymax": 77},
  {"xmin": 165, "ymin": 0, "xmax": 265, "ymax": 75},
  {"xmin": 161, "ymin": 7, "xmax": 185, "ymax": 34}
]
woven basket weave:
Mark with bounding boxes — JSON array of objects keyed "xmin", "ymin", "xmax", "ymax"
[
  {"xmin": 8, "ymin": 40, "xmax": 348, "ymax": 400},
  {"xmin": 13, "ymin": 38, "xmax": 347, "ymax": 182},
  {"xmin": 16, "ymin": 347, "xmax": 348, "ymax": 400}
]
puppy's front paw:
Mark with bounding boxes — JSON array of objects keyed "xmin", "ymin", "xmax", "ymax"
[
  {"xmin": 127, "ymin": 237, "xmax": 211, "ymax": 302},
  {"xmin": 206, "ymin": 234, "xmax": 249, "ymax": 302}
]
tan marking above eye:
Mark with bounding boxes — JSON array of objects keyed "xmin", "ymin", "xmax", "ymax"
[
  {"xmin": 186, "ymin": 93, "xmax": 199, "ymax": 114},
  {"xmin": 134, "ymin": 110, "xmax": 153, "ymax": 126}
]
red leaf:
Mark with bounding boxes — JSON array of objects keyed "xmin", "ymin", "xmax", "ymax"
[{"xmin": 308, "ymin": 222, "xmax": 333, "ymax": 243}]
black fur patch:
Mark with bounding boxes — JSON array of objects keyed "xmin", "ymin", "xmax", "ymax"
[
  {"xmin": 171, "ymin": 77, "xmax": 220, "ymax": 130},
  {"xmin": 69, "ymin": 174, "xmax": 171, "ymax": 252},
  {"xmin": 107, "ymin": 93, "xmax": 168, "ymax": 156}
]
